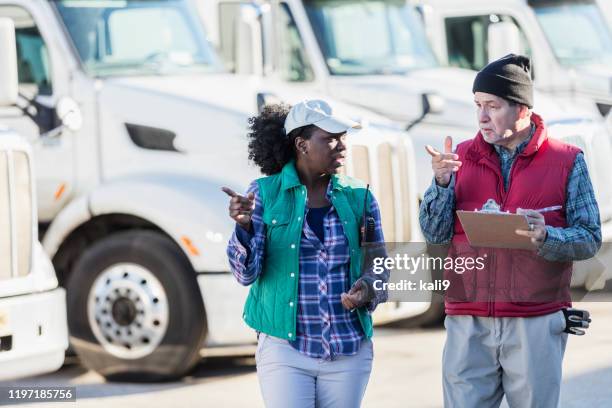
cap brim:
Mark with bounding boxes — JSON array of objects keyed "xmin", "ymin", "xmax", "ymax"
[{"xmin": 314, "ymin": 116, "xmax": 362, "ymax": 134}]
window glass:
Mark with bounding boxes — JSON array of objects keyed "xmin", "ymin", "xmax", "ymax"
[
  {"xmin": 278, "ymin": 3, "xmax": 314, "ymax": 82},
  {"xmin": 445, "ymin": 14, "xmax": 531, "ymax": 71},
  {"xmin": 0, "ymin": 6, "xmax": 53, "ymax": 95},
  {"xmin": 533, "ymin": 2, "xmax": 612, "ymax": 66},
  {"xmin": 305, "ymin": 0, "xmax": 437, "ymax": 75},
  {"xmin": 51, "ymin": 0, "xmax": 222, "ymax": 76}
]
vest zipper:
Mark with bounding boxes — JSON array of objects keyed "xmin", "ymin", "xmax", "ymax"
[
  {"xmin": 488, "ymin": 250, "xmax": 495, "ymax": 317},
  {"xmin": 489, "ymin": 161, "xmax": 506, "ymax": 317},
  {"xmin": 493, "ymin": 154, "xmax": 523, "ymax": 316}
]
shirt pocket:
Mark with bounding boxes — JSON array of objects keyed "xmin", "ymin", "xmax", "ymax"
[{"xmin": 263, "ymin": 211, "xmax": 291, "ymax": 249}]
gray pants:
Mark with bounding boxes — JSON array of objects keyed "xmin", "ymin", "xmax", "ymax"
[
  {"xmin": 255, "ymin": 333, "xmax": 373, "ymax": 408},
  {"xmin": 443, "ymin": 311, "xmax": 568, "ymax": 408}
]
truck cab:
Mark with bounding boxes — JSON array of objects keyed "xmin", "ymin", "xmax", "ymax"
[
  {"xmin": 414, "ymin": 0, "xmax": 612, "ymax": 118},
  {"xmin": 200, "ymin": 0, "xmax": 477, "ymax": 134},
  {"xmin": 0, "ymin": 17, "xmax": 68, "ymax": 381}
]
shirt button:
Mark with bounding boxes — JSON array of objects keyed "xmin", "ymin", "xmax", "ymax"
[
  {"xmin": 344, "ymin": 221, "xmax": 348, "ymax": 224},
  {"xmin": 291, "ymin": 244, "xmax": 296, "ymax": 249},
  {"xmin": 288, "ymin": 333, "xmax": 293, "ymax": 338},
  {"xmin": 298, "ymin": 217, "xmax": 301, "ymax": 221},
  {"xmin": 290, "ymin": 273, "xmax": 295, "ymax": 278},
  {"xmin": 272, "ymin": 219, "xmax": 277, "ymax": 224},
  {"xmin": 289, "ymin": 302, "xmax": 294, "ymax": 307}
]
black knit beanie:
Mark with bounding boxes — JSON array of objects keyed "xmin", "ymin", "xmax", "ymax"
[{"xmin": 472, "ymin": 54, "xmax": 533, "ymax": 108}]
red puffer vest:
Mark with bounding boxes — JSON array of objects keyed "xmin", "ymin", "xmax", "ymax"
[{"xmin": 445, "ymin": 113, "xmax": 580, "ymax": 317}]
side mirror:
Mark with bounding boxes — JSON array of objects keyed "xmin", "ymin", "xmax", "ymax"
[
  {"xmin": 406, "ymin": 93, "xmax": 445, "ymax": 131},
  {"xmin": 488, "ymin": 21, "xmax": 523, "ymax": 62},
  {"xmin": 256, "ymin": 92, "xmax": 282, "ymax": 113},
  {"xmin": 0, "ymin": 18, "xmax": 18, "ymax": 107},
  {"xmin": 36, "ymin": 97, "xmax": 82, "ymax": 140},
  {"xmin": 235, "ymin": 4, "xmax": 263, "ymax": 75},
  {"xmin": 422, "ymin": 93, "xmax": 445, "ymax": 116},
  {"xmin": 56, "ymin": 97, "xmax": 82, "ymax": 132}
]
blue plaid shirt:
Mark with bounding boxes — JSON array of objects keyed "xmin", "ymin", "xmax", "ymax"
[
  {"xmin": 227, "ymin": 180, "xmax": 388, "ymax": 360},
  {"xmin": 419, "ymin": 127, "xmax": 602, "ymax": 261}
]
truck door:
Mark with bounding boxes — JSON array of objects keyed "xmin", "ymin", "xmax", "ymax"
[{"xmin": 0, "ymin": 5, "xmax": 75, "ymax": 225}]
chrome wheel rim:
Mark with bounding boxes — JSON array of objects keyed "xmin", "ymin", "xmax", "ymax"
[{"xmin": 87, "ymin": 263, "xmax": 169, "ymax": 359}]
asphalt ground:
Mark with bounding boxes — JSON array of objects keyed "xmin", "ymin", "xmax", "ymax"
[{"xmin": 1, "ymin": 301, "xmax": 610, "ymax": 407}]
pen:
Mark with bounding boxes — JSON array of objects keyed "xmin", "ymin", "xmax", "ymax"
[{"xmin": 534, "ymin": 205, "xmax": 562, "ymax": 213}]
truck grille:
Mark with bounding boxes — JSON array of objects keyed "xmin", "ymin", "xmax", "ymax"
[{"xmin": 0, "ymin": 150, "xmax": 32, "ymax": 281}]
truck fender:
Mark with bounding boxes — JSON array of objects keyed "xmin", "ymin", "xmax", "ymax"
[{"xmin": 42, "ymin": 174, "xmax": 236, "ymax": 273}]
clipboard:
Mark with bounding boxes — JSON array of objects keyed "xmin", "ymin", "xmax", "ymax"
[{"xmin": 457, "ymin": 210, "xmax": 534, "ymax": 250}]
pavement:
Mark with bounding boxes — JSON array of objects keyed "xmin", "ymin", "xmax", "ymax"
[{"xmin": 1, "ymin": 301, "xmax": 611, "ymax": 407}]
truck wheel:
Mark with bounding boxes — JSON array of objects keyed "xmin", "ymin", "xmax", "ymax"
[{"xmin": 66, "ymin": 230, "xmax": 206, "ymax": 382}]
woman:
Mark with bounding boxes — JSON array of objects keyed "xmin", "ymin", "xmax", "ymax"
[{"xmin": 223, "ymin": 100, "xmax": 388, "ymax": 408}]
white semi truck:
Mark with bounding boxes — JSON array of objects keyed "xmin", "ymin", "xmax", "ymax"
[
  {"xmin": 414, "ymin": 0, "xmax": 612, "ymax": 119},
  {"xmin": 0, "ymin": 0, "xmax": 424, "ymax": 381},
  {"xmin": 0, "ymin": 17, "xmax": 68, "ymax": 381}
]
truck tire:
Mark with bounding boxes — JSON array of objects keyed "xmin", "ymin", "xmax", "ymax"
[{"xmin": 66, "ymin": 230, "xmax": 206, "ymax": 382}]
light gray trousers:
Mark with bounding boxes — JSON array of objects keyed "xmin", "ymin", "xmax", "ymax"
[
  {"xmin": 255, "ymin": 333, "xmax": 373, "ymax": 408},
  {"xmin": 443, "ymin": 311, "xmax": 568, "ymax": 408}
]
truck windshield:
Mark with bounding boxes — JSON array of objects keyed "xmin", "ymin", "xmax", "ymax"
[
  {"xmin": 50, "ymin": 0, "xmax": 222, "ymax": 76},
  {"xmin": 304, "ymin": 0, "xmax": 438, "ymax": 75},
  {"xmin": 532, "ymin": 1, "xmax": 612, "ymax": 67}
]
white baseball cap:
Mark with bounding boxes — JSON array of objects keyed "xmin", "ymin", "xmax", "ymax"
[{"xmin": 284, "ymin": 99, "xmax": 362, "ymax": 136}]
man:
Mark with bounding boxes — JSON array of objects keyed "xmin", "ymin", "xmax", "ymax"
[{"xmin": 419, "ymin": 54, "xmax": 601, "ymax": 407}]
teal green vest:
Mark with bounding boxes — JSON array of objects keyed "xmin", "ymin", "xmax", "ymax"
[{"xmin": 242, "ymin": 161, "xmax": 373, "ymax": 340}]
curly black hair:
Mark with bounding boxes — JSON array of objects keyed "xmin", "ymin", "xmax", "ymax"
[{"xmin": 247, "ymin": 103, "xmax": 316, "ymax": 175}]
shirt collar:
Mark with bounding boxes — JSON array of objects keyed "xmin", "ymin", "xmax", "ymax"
[{"xmin": 493, "ymin": 122, "xmax": 536, "ymax": 158}]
